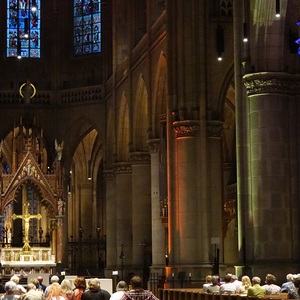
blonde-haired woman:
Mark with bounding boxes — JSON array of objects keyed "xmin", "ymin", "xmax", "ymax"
[
  {"xmin": 46, "ymin": 283, "xmax": 66, "ymax": 300},
  {"xmin": 61, "ymin": 279, "xmax": 74, "ymax": 300},
  {"xmin": 238, "ymin": 276, "xmax": 252, "ymax": 295}
]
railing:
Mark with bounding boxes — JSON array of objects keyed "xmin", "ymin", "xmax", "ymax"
[{"xmin": 0, "ymin": 85, "xmax": 105, "ymax": 106}]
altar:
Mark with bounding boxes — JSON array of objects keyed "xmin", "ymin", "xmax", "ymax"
[{"xmin": 0, "ymin": 247, "xmax": 56, "ymax": 276}]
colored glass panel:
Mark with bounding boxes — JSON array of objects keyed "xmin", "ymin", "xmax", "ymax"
[
  {"xmin": 74, "ymin": 0, "xmax": 101, "ymax": 56},
  {"xmin": 7, "ymin": 0, "xmax": 41, "ymax": 58}
]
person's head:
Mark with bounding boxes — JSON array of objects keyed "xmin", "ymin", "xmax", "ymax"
[
  {"xmin": 88, "ymin": 278, "xmax": 100, "ymax": 292},
  {"xmin": 241, "ymin": 276, "xmax": 251, "ymax": 288},
  {"xmin": 211, "ymin": 276, "xmax": 219, "ymax": 285},
  {"xmin": 116, "ymin": 281, "xmax": 127, "ymax": 292},
  {"xmin": 26, "ymin": 283, "xmax": 36, "ymax": 292},
  {"xmin": 37, "ymin": 276, "xmax": 43, "ymax": 284},
  {"xmin": 286, "ymin": 274, "xmax": 294, "ymax": 282},
  {"xmin": 47, "ymin": 283, "xmax": 64, "ymax": 299},
  {"xmin": 224, "ymin": 274, "xmax": 232, "ymax": 283},
  {"xmin": 231, "ymin": 275, "xmax": 238, "ymax": 282},
  {"xmin": 50, "ymin": 275, "xmax": 60, "ymax": 284},
  {"xmin": 10, "ymin": 275, "xmax": 20, "ymax": 284},
  {"xmin": 74, "ymin": 276, "xmax": 86, "ymax": 290},
  {"xmin": 130, "ymin": 276, "xmax": 143, "ymax": 289},
  {"xmin": 30, "ymin": 278, "xmax": 39, "ymax": 288},
  {"xmin": 61, "ymin": 279, "xmax": 73, "ymax": 293},
  {"xmin": 294, "ymin": 276, "xmax": 300, "ymax": 288},
  {"xmin": 265, "ymin": 274, "xmax": 276, "ymax": 285},
  {"xmin": 5, "ymin": 281, "xmax": 17, "ymax": 294},
  {"xmin": 205, "ymin": 275, "xmax": 212, "ymax": 283},
  {"xmin": 252, "ymin": 277, "xmax": 261, "ymax": 285}
]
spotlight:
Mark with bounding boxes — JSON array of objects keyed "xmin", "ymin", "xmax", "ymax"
[
  {"xmin": 216, "ymin": 24, "xmax": 224, "ymax": 61},
  {"xmin": 243, "ymin": 22, "xmax": 248, "ymax": 42},
  {"xmin": 275, "ymin": 0, "xmax": 280, "ymax": 17}
]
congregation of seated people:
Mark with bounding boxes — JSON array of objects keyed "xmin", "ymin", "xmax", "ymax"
[
  {"xmin": 0, "ymin": 275, "xmax": 112, "ymax": 300},
  {"xmin": 202, "ymin": 272, "xmax": 300, "ymax": 299}
]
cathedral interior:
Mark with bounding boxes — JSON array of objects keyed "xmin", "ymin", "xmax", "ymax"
[{"xmin": 0, "ymin": 0, "xmax": 300, "ymax": 287}]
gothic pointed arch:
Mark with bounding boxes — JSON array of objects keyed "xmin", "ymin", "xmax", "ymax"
[
  {"xmin": 133, "ymin": 75, "xmax": 149, "ymax": 151},
  {"xmin": 116, "ymin": 93, "xmax": 129, "ymax": 161},
  {"xmin": 152, "ymin": 52, "xmax": 167, "ymax": 138},
  {"xmin": 1, "ymin": 152, "xmax": 57, "ymax": 214}
]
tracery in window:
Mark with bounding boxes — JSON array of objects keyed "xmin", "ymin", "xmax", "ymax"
[
  {"xmin": 7, "ymin": 0, "xmax": 41, "ymax": 58},
  {"xmin": 74, "ymin": 0, "xmax": 101, "ymax": 56}
]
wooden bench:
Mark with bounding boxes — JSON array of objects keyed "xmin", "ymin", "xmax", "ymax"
[{"xmin": 158, "ymin": 290, "xmax": 288, "ymax": 300}]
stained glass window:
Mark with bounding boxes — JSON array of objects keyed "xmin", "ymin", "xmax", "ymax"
[
  {"xmin": 74, "ymin": 0, "xmax": 101, "ymax": 56},
  {"xmin": 7, "ymin": 0, "xmax": 41, "ymax": 58}
]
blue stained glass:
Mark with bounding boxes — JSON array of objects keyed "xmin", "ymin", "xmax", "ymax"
[
  {"xmin": 74, "ymin": 0, "xmax": 101, "ymax": 56},
  {"xmin": 7, "ymin": 0, "xmax": 41, "ymax": 58}
]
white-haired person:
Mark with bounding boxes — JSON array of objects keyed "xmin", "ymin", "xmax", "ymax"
[
  {"xmin": 44, "ymin": 275, "xmax": 60, "ymax": 298},
  {"xmin": 10, "ymin": 276, "xmax": 26, "ymax": 295},
  {"xmin": 0, "ymin": 281, "xmax": 20, "ymax": 300},
  {"xmin": 22, "ymin": 283, "xmax": 43, "ymax": 300},
  {"xmin": 281, "ymin": 274, "xmax": 295, "ymax": 293},
  {"xmin": 82, "ymin": 278, "xmax": 110, "ymax": 300},
  {"xmin": 110, "ymin": 281, "xmax": 128, "ymax": 300}
]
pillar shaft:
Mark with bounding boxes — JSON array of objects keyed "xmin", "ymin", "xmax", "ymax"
[
  {"xmin": 148, "ymin": 139, "xmax": 166, "ymax": 269},
  {"xmin": 129, "ymin": 152, "xmax": 151, "ymax": 268}
]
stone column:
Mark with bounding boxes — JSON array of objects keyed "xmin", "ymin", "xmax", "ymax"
[
  {"xmin": 104, "ymin": 170, "xmax": 117, "ymax": 273},
  {"xmin": 206, "ymin": 121, "xmax": 224, "ymax": 263},
  {"xmin": 56, "ymin": 217, "xmax": 63, "ymax": 263},
  {"xmin": 129, "ymin": 152, "xmax": 151, "ymax": 269},
  {"xmin": 172, "ymin": 120, "xmax": 199, "ymax": 264},
  {"xmin": 113, "ymin": 162, "xmax": 132, "ymax": 274},
  {"xmin": 148, "ymin": 139, "xmax": 166, "ymax": 271},
  {"xmin": 243, "ymin": 72, "xmax": 300, "ymax": 273}
]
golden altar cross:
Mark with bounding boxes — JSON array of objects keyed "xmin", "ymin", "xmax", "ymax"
[{"xmin": 12, "ymin": 201, "xmax": 42, "ymax": 254}]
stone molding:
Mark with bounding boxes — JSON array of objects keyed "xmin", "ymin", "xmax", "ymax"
[
  {"xmin": 147, "ymin": 139, "xmax": 161, "ymax": 154},
  {"xmin": 173, "ymin": 120, "xmax": 199, "ymax": 138},
  {"xmin": 129, "ymin": 152, "xmax": 150, "ymax": 164},
  {"xmin": 113, "ymin": 162, "xmax": 132, "ymax": 174},
  {"xmin": 103, "ymin": 170, "xmax": 115, "ymax": 181},
  {"xmin": 243, "ymin": 72, "xmax": 300, "ymax": 96},
  {"xmin": 206, "ymin": 120, "xmax": 223, "ymax": 139}
]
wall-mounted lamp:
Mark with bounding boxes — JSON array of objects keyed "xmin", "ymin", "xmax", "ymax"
[
  {"xmin": 243, "ymin": 22, "xmax": 248, "ymax": 42},
  {"xmin": 275, "ymin": 0, "xmax": 280, "ymax": 17},
  {"xmin": 88, "ymin": 160, "xmax": 92, "ymax": 180},
  {"xmin": 216, "ymin": 25, "xmax": 224, "ymax": 61}
]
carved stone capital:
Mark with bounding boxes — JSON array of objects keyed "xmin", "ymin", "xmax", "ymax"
[
  {"xmin": 147, "ymin": 139, "xmax": 161, "ymax": 154},
  {"xmin": 173, "ymin": 120, "xmax": 199, "ymax": 138},
  {"xmin": 129, "ymin": 152, "xmax": 150, "ymax": 164},
  {"xmin": 206, "ymin": 120, "xmax": 223, "ymax": 139},
  {"xmin": 113, "ymin": 162, "xmax": 132, "ymax": 174},
  {"xmin": 103, "ymin": 170, "xmax": 115, "ymax": 181},
  {"xmin": 243, "ymin": 72, "xmax": 300, "ymax": 96}
]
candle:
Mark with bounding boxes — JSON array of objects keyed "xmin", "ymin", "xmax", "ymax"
[
  {"xmin": 189, "ymin": 273, "xmax": 192, "ymax": 277},
  {"xmin": 172, "ymin": 273, "xmax": 174, "ymax": 277}
]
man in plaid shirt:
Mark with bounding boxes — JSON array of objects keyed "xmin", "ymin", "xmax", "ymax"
[{"xmin": 120, "ymin": 276, "xmax": 159, "ymax": 300}]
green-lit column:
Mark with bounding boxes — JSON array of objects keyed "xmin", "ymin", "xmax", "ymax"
[{"xmin": 243, "ymin": 72, "xmax": 300, "ymax": 275}]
